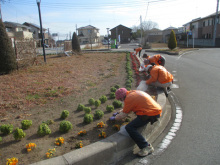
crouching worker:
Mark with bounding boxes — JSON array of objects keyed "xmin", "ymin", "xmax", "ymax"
[
  {"xmin": 145, "ymin": 65, "xmax": 173, "ymax": 97},
  {"xmin": 142, "ymin": 54, "xmax": 166, "ymax": 66},
  {"xmin": 109, "ymin": 88, "xmax": 162, "ymax": 157}
]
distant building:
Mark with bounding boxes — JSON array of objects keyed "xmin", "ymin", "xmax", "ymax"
[
  {"xmin": 77, "ymin": 25, "xmax": 100, "ymax": 44},
  {"xmin": 4, "ymin": 21, "xmax": 33, "ymax": 39},
  {"xmin": 110, "ymin": 24, "xmax": 132, "ymax": 44},
  {"xmin": 162, "ymin": 26, "xmax": 178, "ymax": 43},
  {"xmin": 147, "ymin": 28, "xmax": 163, "ymax": 43}
]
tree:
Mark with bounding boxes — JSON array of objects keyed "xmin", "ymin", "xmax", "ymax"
[
  {"xmin": 71, "ymin": 32, "xmax": 81, "ymax": 54},
  {"xmin": 168, "ymin": 30, "xmax": 177, "ymax": 50},
  {"xmin": 0, "ymin": 19, "xmax": 17, "ymax": 75}
]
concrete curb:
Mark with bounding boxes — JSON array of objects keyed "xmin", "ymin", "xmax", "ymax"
[{"xmin": 30, "ymin": 89, "xmax": 170, "ymax": 165}]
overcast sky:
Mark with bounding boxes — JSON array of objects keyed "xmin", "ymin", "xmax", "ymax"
[{"xmin": 1, "ymin": 0, "xmax": 219, "ymax": 40}]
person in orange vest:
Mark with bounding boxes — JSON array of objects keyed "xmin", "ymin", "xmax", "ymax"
[
  {"xmin": 145, "ymin": 65, "xmax": 173, "ymax": 97},
  {"xmin": 109, "ymin": 88, "xmax": 162, "ymax": 157},
  {"xmin": 134, "ymin": 46, "xmax": 142, "ymax": 58},
  {"xmin": 142, "ymin": 54, "xmax": 166, "ymax": 66}
]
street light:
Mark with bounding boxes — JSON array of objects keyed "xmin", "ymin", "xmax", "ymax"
[
  {"xmin": 36, "ymin": 0, "xmax": 46, "ymax": 63},
  {"xmin": 106, "ymin": 28, "xmax": 110, "ymax": 49}
]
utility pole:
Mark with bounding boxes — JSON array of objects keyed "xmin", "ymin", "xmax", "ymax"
[
  {"xmin": 213, "ymin": 0, "xmax": 219, "ymax": 47},
  {"xmin": 140, "ymin": 15, "xmax": 143, "ymax": 45}
]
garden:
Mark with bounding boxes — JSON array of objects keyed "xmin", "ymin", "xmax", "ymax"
[{"xmin": 0, "ymin": 51, "xmax": 155, "ymax": 165}]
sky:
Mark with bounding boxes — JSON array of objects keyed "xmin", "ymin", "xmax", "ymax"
[{"xmin": 1, "ymin": 0, "xmax": 219, "ymax": 40}]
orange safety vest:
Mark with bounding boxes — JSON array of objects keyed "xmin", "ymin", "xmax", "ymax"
[
  {"xmin": 146, "ymin": 65, "xmax": 173, "ymax": 85},
  {"xmin": 123, "ymin": 90, "xmax": 162, "ymax": 116}
]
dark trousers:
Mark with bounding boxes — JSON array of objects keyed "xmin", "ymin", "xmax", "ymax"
[{"xmin": 125, "ymin": 115, "xmax": 160, "ymax": 149}]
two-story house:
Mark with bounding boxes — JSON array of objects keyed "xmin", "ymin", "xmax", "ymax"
[
  {"xmin": 23, "ymin": 22, "xmax": 49, "ymax": 47},
  {"xmin": 110, "ymin": 24, "xmax": 132, "ymax": 44},
  {"xmin": 4, "ymin": 21, "xmax": 33, "ymax": 39},
  {"xmin": 77, "ymin": 25, "xmax": 100, "ymax": 44}
]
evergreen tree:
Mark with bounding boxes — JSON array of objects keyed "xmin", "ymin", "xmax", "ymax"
[
  {"xmin": 72, "ymin": 32, "xmax": 81, "ymax": 54},
  {"xmin": 168, "ymin": 30, "xmax": 177, "ymax": 50},
  {"xmin": 0, "ymin": 20, "xmax": 17, "ymax": 75}
]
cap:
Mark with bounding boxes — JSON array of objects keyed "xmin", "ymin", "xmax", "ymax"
[{"xmin": 115, "ymin": 88, "xmax": 127, "ymax": 100}]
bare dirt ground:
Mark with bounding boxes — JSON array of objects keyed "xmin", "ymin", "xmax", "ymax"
[{"xmin": 0, "ymin": 52, "xmax": 147, "ymax": 165}]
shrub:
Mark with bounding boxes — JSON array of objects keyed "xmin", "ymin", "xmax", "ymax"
[
  {"xmin": 59, "ymin": 121, "xmax": 73, "ymax": 133},
  {"xmin": 114, "ymin": 85, "xmax": 120, "ymax": 89},
  {"xmin": 77, "ymin": 104, "xmax": 85, "ymax": 111},
  {"xmin": 60, "ymin": 110, "xmax": 69, "ymax": 119},
  {"xmin": 94, "ymin": 110, "xmax": 104, "ymax": 119},
  {"xmin": 0, "ymin": 136, "xmax": 2, "ymax": 142},
  {"xmin": 72, "ymin": 32, "xmax": 81, "ymax": 53},
  {"xmin": 99, "ymin": 95, "xmax": 107, "ymax": 103},
  {"xmin": 109, "ymin": 92, "xmax": 116, "ymax": 99},
  {"xmin": 37, "ymin": 123, "xmax": 51, "ymax": 136},
  {"xmin": 84, "ymin": 114, "xmax": 93, "ymax": 124},
  {"xmin": 88, "ymin": 98, "xmax": 95, "ymax": 105},
  {"xmin": 21, "ymin": 120, "xmax": 32, "ymax": 130},
  {"xmin": 168, "ymin": 30, "xmax": 177, "ymax": 50},
  {"xmin": 113, "ymin": 100, "xmax": 123, "ymax": 108},
  {"xmin": 110, "ymin": 87, "xmax": 117, "ymax": 92},
  {"xmin": 13, "ymin": 128, "xmax": 26, "ymax": 140},
  {"xmin": 0, "ymin": 20, "xmax": 17, "ymax": 74},
  {"xmin": 94, "ymin": 100, "xmax": 101, "ymax": 108},
  {"xmin": 42, "ymin": 119, "xmax": 54, "ymax": 125},
  {"xmin": 106, "ymin": 105, "xmax": 114, "ymax": 112},
  {"xmin": 0, "ymin": 124, "xmax": 13, "ymax": 135},
  {"xmin": 84, "ymin": 107, "xmax": 91, "ymax": 114}
]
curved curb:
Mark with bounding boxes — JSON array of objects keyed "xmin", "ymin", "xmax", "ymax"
[{"xmin": 30, "ymin": 89, "xmax": 170, "ymax": 165}]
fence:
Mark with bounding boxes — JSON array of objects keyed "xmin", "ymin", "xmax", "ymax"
[{"xmin": 178, "ymin": 39, "xmax": 220, "ymax": 47}]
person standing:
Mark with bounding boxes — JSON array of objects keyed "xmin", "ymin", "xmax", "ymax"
[{"xmin": 109, "ymin": 88, "xmax": 162, "ymax": 157}]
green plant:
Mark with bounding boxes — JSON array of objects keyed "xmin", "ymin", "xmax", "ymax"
[
  {"xmin": 60, "ymin": 110, "xmax": 69, "ymax": 119},
  {"xmin": 75, "ymin": 141, "xmax": 83, "ymax": 149},
  {"xmin": 59, "ymin": 121, "xmax": 73, "ymax": 133},
  {"xmin": 84, "ymin": 114, "xmax": 93, "ymax": 124},
  {"xmin": 109, "ymin": 92, "xmax": 116, "ymax": 99},
  {"xmin": 0, "ymin": 20, "xmax": 17, "ymax": 75},
  {"xmin": 88, "ymin": 98, "xmax": 95, "ymax": 105},
  {"xmin": 72, "ymin": 32, "xmax": 81, "ymax": 53},
  {"xmin": 125, "ymin": 118, "xmax": 131, "ymax": 122},
  {"xmin": 37, "ymin": 123, "xmax": 51, "ymax": 136},
  {"xmin": 114, "ymin": 85, "xmax": 120, "ymax": 89},
  {"xmin": 99, "ymin": 95, "xmax": 107, "ymax": 103},
  {"xmin": 13, "ymin": 128, "xmax": 26, "ymax": 140},
  {"xmin": 94, "ymin": 109, "xmax": 104, "ymax": 119},
  {"xmin": 0, "ymin": 136, "xmax": 2, "ymax": 142},
  {"xmin": 168, "ymin": 30, "xmax": 177, "ymax": 50},
  {"xmin": 0, "ymin": 124, "xmax": 13, "ymax": 135},
  {"xmin": 46, "ymin": 148, "xmax": 56, "ymax": 159},
  {"xmin": 113, "ymin": 100, "xmax": 123, "ymax": 108},
  {"xmin": 42, "ymin": 119, "xmax": 54, "ymax": 125},
  {"xmin": 94, "ymin": 100, "xmax": 101, "ymax": 108},
  {"xmin": 110, "ymin": 87, "xmax": 117, "ymax": 92},
  {"xmin": 77, "ymin": 104, "xmax": 85, "ymax": 111},
  {"xmin": 21, "ymin": 120, "xmax": 32, "ymax": 130},
  {"xmin": 106, "ymin": 105, "xmax": 114, "ymax": 112},
  {"xmin": 84, "ymin": 107, "xmax": 91, "ymax": 114}
]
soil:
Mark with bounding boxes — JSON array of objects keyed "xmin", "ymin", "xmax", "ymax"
[{"xmin": 0, "ymin": 51, "xmax": 157, "ymax": 165}]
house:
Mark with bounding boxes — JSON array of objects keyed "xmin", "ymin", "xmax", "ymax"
[
  {"xmin": 146, "ymin": 28, "xmax": 163, "ymax": 43},
  {"xmin": 162, "ymin": 26, "xmax": 178, "ymax": 43},
  {"xmin": 77, "ymin": 25, "xmax": 100, "ymax": 44},
  {"xmin": 181, "ymin": 11, "xmax": 220, "ymax": 47},
  {"xmin": 110, "ymin": 24, "xmax": 132, "ymax": 44},
  {"xmin": 23, "ymin": 22, "xmax": 50, "ymax": 47},
  {"xmin": 4, "ymin": 21, "xmax": 33, "ymax": 39}
]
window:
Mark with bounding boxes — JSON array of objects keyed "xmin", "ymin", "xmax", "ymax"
[{"xmin": 203, "ymin": 21, "xmax": 205, "ymax": 27}]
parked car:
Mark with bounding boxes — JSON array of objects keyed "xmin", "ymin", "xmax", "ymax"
[{"xmin": 102, "ymin": 40, "xmax": 110, "ymax": 45}]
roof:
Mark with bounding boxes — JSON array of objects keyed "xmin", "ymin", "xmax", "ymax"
[
  {"xmin": 23, "ymin": 22, "xmax": 46, "ymax": 30},
  {"xmin": 4, "ymin": 21, "xmax": 30, "ymax": 29},
  {"xmin": 163, "ymin": 26, "xmax": 178, "ymax": 31},
  {"xmin": 110, "ymin": 24, "xmax": 132, "ymax": 31},
  {"xmin": 77, "ymin": 25, "xmax": 99, "ymax": 30}
]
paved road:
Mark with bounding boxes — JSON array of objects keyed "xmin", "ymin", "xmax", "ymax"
[{"xmin": 116, "ymin": 47, "xmax": 220, "ymax": 165}]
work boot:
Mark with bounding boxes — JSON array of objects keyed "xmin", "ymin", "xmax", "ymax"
[{"xmin": 137, "ymin": 144, "xmax": 154, "ymax": 157}]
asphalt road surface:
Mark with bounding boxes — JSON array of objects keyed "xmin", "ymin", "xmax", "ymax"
[{"xmin": 116, "ymin": 48, "xmax": 220, "ymax": 165}]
